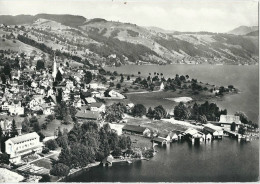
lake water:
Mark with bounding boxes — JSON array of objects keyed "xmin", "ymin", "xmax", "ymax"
[
  {"xmin": 68, "ymin": 138, "xmax": 259, "ymax": 182},
  {"xmin": 68, "ymin": 64, "xmax": 259, "ymax": 182},
  {"xmin": 105, "ymin": 64, "xmax": 259, "ymax": 123}
]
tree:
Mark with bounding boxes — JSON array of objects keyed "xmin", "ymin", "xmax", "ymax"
[
  {"xmin": 153, "ymin": 105, "xmax": 167, "ymax": 120},
  {"xmin": 0, "ymin": 153, "xmax": 10, "ymax": 164},
  {"xmin": 70, "ymin": 144, "xmax": 95, "ymax": 168},
  {"xmin": 56, "ymin": 135, "xmax": 69, "ymax": 149},
  {"xmin": 56, "ymin": 88, "xmax": 63, "ymax": 104},
  {"xmin": 50, "ymin": 163, "xmax": 70, "ymax": 177},
  {"xmin": 3, "ymin": 63, "xmax": 11, "ymax": 78},
  {"xmin": 118, "ymin": 136, "xmax": 131, "ymax": 150},
  {"xmin": 10, "ymin": 119, "xmax": 18, "ymax": 138},
  {"xmin": 109, "ymin": 82, "xmax": 114, "ymax": 87},
  {"xmin": 102, "ymin": 103, "xmax": 126, "ymax": 123},
  {"xmin": 174, "ymin": 102, "xmax": 191, "ymax": 120},
  {"xmin": 37, "ymin": 131, "xmax": 45, "ymax": 142},
  {"xmin": 0, "ymin": 73, "xmax": 6, "ymax": 84},
  {"xmin": 199, "ymin": 115, "xmax": 207, "ymax": 124},
  {"xmin": 55, "ymin": 70, "xmax": 63, "ymax": 83},
  {"xmin": 84, "ymin": 71, "xmax": 92, "ymax": 84},
  {"xmin": 235, "ymin": 111, "xmax": 248, "ymax": 124},
  {"xmin": 231, "ymin": 122, "xmax": 236, "ymax": 131},
  {"xmin": 238, "ymin": 126, "xmax": 246, "ymax": 135},
  {"xmin": 45, "ymin": 139, "xmax": 58, "ymax": 150},
  {"xmin": 58, "ymin": 147, "xmax": 73, "ymax": 167},
  {"xmin": 120, "ymin": 75, "xmax": 124, "ymax": 83},
  {"xmin": 116, "ymin": 83, "xmax": 121, "ymax": 89},
  {"xmin": 146, "ymin": 107, "xmax": 154, "ymax": 118},
  {"xmin": 21, "ymin": 118, "xmax": 30, "ymax": 133},
  {"xmin": 96, "ymin": 128, "xmax": 110, "ymax": 161},
  {"xmin": 33, "ymin": 121, "xmax": 41, "ymax": 132},
  {"xmin": 36, "ymin": 60, "xmax": 45, "ymax": 70},
  {"xmin": 39, "ymin": 175, "xmax": 51, "ymax": 182},
  {"xmin": 127, "ymin": 75, "xmax": 130, "ymax": 80},
  {"xmin": 132, "ymin": 104, "xmax": 147, "ymax": 117}
]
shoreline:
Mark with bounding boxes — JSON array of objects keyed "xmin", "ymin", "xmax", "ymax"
[
  {"xmin": 58, "ymin": 157, "xmax": 147, "ymax": 182},
  {"xmin": 57, "ymin": 162, "xmax": 100, "ymax": 182},
  {"xmin": 104, "ymin": 63, "xmax": 257, "ymax": 68}
]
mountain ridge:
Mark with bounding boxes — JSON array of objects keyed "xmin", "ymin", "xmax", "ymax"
[
  {"xmin": 228, "ymin": 25, "xmax": 258, "ymax": 35},
  {"xmin": 0, "ymin": 14, "xmax": 258, "ymax": 66}
]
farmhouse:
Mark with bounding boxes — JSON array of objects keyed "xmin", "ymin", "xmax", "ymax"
[
  {"xmin": 122, "ymin": 125, "xmax": 150, "ymax": 136},
  {"xmin": 214, "ymin": 115, "xmax": 242, "ymax": 130},
  {"xmin": 75, "ymin": 110, "xmax": 101, "ymax": 121}
]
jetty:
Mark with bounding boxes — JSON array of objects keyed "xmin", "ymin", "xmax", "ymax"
[{"xmin": 223, "ymin": 130, "xmax": 241, "ymax": 139}]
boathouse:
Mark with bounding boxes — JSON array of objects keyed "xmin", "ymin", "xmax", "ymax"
[
  {"xmin": 203, "ymin": 123, "xmax": 224, "ymax": 139},
  {"xmin": 157, "ymin": 132, "xmax": 171, "ymax": 142},
  {"xmin": 152, "ymin": 137, "xmax": 167, "ymax": 145},
  {"xmin": 205, "ymin": 133, "xmax": 212, "ymax": 141},
  {"xmin": 102, "ymin": 155, "xmax": 114, "ymax": 167},
  {"xmin": 184, "ymin": 128, "xmax": 205, "ymax": 144}
]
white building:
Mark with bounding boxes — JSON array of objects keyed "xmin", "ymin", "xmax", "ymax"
[
  {"xmin": 5, "ymin": 132, "xmax": 43, "ymax": 164},
  {"xmin": 9, "ymin": 101, "xmax": 24, "ymax": 116},
  {"xmin": 108, "ymin": 90, "xmax": 125, "ymax": 99},
  {"xmin": 217, "ymin": 115, "xmax": 242, "ymax": 130}
]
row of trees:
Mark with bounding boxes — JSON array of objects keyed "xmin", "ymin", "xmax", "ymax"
[
  {"xmin": 50, "ymin": 122, "xmax": 132, "ymax": 177},
  {"xmin": 174, "ymin": 101, "xmax": 227, "ymax": 122},
  {"xmin": 102, "ymin": 102, "xmax": 168, "ymax": 122}
]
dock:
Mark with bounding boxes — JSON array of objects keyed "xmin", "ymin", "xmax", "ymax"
[{"xmin": 223, "ymin": 130, "xmax": 241, "ymax": 139}]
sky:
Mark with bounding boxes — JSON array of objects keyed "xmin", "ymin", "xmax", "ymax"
[{"xmin": 0, "ymin": 0, "xmax": 258, "ymax": 32}]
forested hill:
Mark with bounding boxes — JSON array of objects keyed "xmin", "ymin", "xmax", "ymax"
[{"xmin": 0, "ymin": 14, "xmax": 258, "ymax": 66}]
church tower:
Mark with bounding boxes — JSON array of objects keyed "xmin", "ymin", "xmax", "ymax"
[{"xmin": 52, "ymin": 54, "xmax": 57, "ymax": 79}]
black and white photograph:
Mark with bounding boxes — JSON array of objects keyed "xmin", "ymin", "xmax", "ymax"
[{"xmin": 0, "ymin": 0, "xmax": 258, "ymax": 182}]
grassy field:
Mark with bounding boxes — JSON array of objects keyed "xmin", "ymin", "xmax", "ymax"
[
  {"xmin": 0, "ymin": 39, "xmax": 43, "ymax": 53},
  {"xmin": 38, "ymin": 115, "xmax": 74, "ymax": 137},
  {"xmin": 127, "ymin": 134, "xmax": 152, "ymax": 149},
  {"xmin": 125, "ymin": 89, "xmax": 220, "ymax": 113},
  {"xmin": 31, "ymin": 158, "xmax": 52, "ymax": 170},
  {"xmin": 124, "ymin": 115, "xmax": 191, "ymax": 133}
]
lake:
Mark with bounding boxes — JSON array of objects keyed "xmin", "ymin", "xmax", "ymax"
[
  {"xmin": 68, "ymin": 64, "xmax": 259, "ymax": 182},
  {"xmin": 105, "ymin": 64, "xmax": 259, "ymax": 123},
  {"xmin": 68, "ymin": 138, "xmax": 259, "ymax": 182}
]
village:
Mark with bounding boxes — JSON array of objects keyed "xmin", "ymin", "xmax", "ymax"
[
  {"xmin": 0, "ymin": 21, "xmax": 259, "ymax": 183},
  {"xmin": 0, "ymin": 45, "xmax": 259, "ymax": 182}
]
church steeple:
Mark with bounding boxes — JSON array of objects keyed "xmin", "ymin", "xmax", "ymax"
[{"xmin": 52, "ymin": 53, "xmax": 57, "ymax": 79}]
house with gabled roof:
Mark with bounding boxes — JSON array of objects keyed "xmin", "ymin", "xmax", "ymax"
[
  {"xmin": 75, "ymin": 110, "xmax": 101, "ymax": 122},
  {"xmin": 213, "ymin": 115, "xmax": 242, "ymax": 130},
  {"xmin": 89, "ymin": 102, "xmax": 105, "ymax": 112},
  {"xmin": 122, "ymin": 125, "xmax": 150, "ymax": 136}
]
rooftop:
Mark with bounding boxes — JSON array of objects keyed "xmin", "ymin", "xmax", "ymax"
[
  {"xmin": 75, "ymin": 110, "xmax": 100, "ymax": 120},
  {"xmin": 122, "ymin": 125, "xmax": 147, "ymax": 133},
  {"xmin": 7, "ymin": 132, "xmax": 39, "ymax": 144},
  {"xmin": 219, "ymin": 115, "xmax": 241, "ymax": 124}
]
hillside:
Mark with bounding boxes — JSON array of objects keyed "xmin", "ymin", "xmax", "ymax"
[
  {"xmin": 246, "ymin": 30, "xmax": 259, "ymax": 36},
  {"xmin": 228, "ymin": 26, "xmax": 258, "ymax": 35},
  {"xmin": 0, "ymin": 14, "xmax": 258, "ymax": 66}
]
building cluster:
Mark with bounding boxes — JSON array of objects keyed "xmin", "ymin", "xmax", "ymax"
[{"xmin": 0, "ymin": 52, "xmax": 126, "ymax": 164}]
